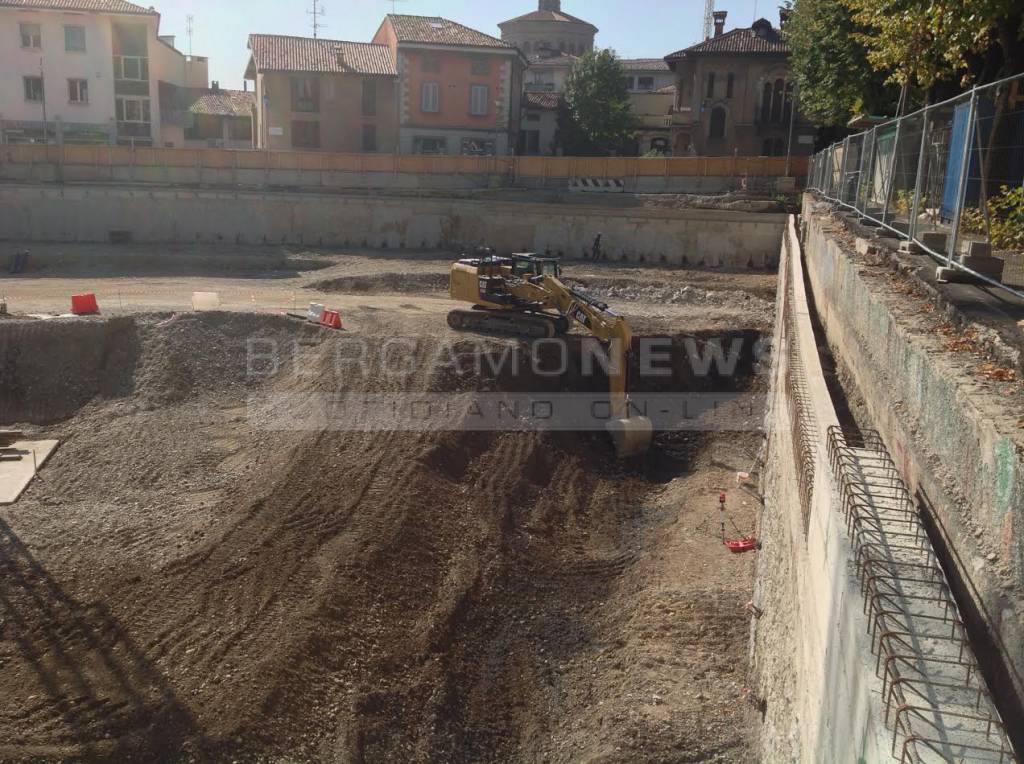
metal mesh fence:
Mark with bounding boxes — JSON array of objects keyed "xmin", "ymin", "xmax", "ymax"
[{"xmin": 807, "ymin": 73, "xmax": 1024, "ymax": 297}]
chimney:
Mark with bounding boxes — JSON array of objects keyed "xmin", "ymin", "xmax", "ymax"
[
  {"xmin": 779, "ymin": 8, "xmax": 791, "ymax": 27},
  {"xmin": 211, "ymin": 80, "xmax": 220, "ymax": 92},
  {"xmin": 539, "ymin": 0, "xmax": 561, "ymax": 11},
  {"xmin": 713, "ymin": 10, "xmax": 727, "ymax": 37}
]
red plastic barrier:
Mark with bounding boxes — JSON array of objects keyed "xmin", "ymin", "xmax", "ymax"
[
  {"xmin": 725, "ymin": 537, "xmax": 758, "ymax": 554},
  {"xmin": 320, "ymin": 309, "xmax": 343, "ymax": 329},
  {"xmin": 71, "ymin": 293, "xmax": 100, "ymax": 315}
]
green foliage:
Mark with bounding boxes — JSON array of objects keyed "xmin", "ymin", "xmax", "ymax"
[
  {"xmin": 784, "ymin": 0, "xmax": 898, "ymax": 126},
  {"xmin": 841, "ymin": 0, "xmax": 1024, "ymax": 90},
  {"xmin": 561, "ymin": 49, "xmax": 636, "ymax": 156},
  {"xmin": 959, "ymin": 185, "xmax": 1024, "ymax": 251}
]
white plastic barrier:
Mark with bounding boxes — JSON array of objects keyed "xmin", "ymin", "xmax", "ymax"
[
  {"xmin": 191, "ymin": 291, "xmax": 222, "ymax": 311},
  {"xmin": 307, "ymin": 303, "xmax": 325, "ymax": 323}
]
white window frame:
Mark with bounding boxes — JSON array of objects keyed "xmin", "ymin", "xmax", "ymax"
[
  {"xmin": 117, "ymin": 96, "xmax": 151, "ymax": 123},
  {"xmin": 20, "ymin": 22, "xmax": 41, "ymax": 49},
  {"xmin": 421, "ymin": 81, "xmax": 440, "ymax": 113},
  {"xmin": 469, "ymin": 84, "xmax": 489, "ymax": 116},
  {"xmin": 23, "ymin": 76, "xmax": 44, "ymax": 102},
  {"xmin": 68, "ymin": 78, "xmax": 88, "ymax": 104},
  {"xmin": 64, "ymin": 25, "xmax": 86, "ymax": 52},
  {"xmin": 114, "ymin": 55, "xmax": 149, "ymax": 82}
]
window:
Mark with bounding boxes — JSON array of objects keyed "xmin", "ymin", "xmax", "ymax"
[
  {"xmin": 782, "ymin": 81, "xmax": 794, "ymax": 125},
  {"xmin": 469, "ymin": 84, "xmax": 489, "ymax": 116},
  {"xmin": 421, "ymin": 81, "xmax": 440, "ymax": 113},
  {"xmin": 761, "ymin": 82, "xmax": 773, "ymax": 123},
  {"xmin": 114, "ymin": 55, "xmax": 149, "ymax": 81},
  {"xmin": 771, "ymin": 79, "xmax": 784, "ymax": 123},
  {"xmin": 361, "ymin": 78, "xmax": 376, "ymax": 117},
  {"xmin": 291, "ymin": 120, "xmax": 320, "ymax": 149},
  {"xmin": 461, "ymin": 138, "xmax": 495, "ymax": 156},
  {"xmin": 709, "ymin": 106, "xmax": 726, "ymax": 139},
  {"xmin": 20, "ymin": 22, "xmax": 41, "ymax": 48},
  {"xmin": 706, "ymin": 72, "xmax": 715, "ymax": 98},
  {"xmin": 421, "ymin": 55, "xmax": 441, "ymax": 73},
  {"xmin": 637, "ymin": 76, "xmax": 655, "ymax": 91},
  {"xmin": 470, "ymin": 58, "xmax": 490, "ymax": 76},
  {"xmin": 413, "ymin": 136, "xmax": 446, "ymax": 154},
  {"xmin": 23, "ymin": 76, "xmax": 44, "ymax": 102},
  {"xmin": 68, "ymin": 78, "xmax": 88, "ymax": 104},
  {"xmin": 726, "ymin": 72, "xmax": 734, "ymax": 98},
  {"xmin": 623, "ymin": 76, "xmax": 635, "ymax": 90},
  {"xmin": 362, "ymin": 124, "xmax": 377, "ymax": 152},
  {"xmin": 291, "ymin": 77, "xmax": 319, "ymax": 112},
  {"xmin": 116, "ymin": 96, "xmax": 151, "ymax": 122},
  {"xmin": 65, "ymin": 25, "xmax": 86, "ymax": 52}
]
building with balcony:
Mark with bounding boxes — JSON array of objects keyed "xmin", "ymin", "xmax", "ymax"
[
  {"xmin": 372, "ymin": 15, "xmax": 524, "ymax": 156},
  {"xmin": 0, "ymin": 0, "xmax": 213, "ymax": 147},
  {"xmin": 664, "ymin": 10, "xmax": 815, "ymax": 158},
  {"xmin": 245, "ymin": 34, "xmax": 397, "ymax": 153}
]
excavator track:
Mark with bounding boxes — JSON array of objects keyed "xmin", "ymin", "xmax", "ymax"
[{"xmin": 447, "ymin": 309, "xmax": 563, "ymax": 338}]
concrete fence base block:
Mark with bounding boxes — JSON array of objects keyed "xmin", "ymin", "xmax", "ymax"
[
  {"xmin": 899, "ymin": 239, "xmax": 922, "ymax": 254},
  {"xmin": 960, "ymin": 254, "xmax": 1005, "ymax": 280},
  {"xmin": 935, "ymin": 265, "xmax": 1003, "ymax": 284},
  {"xmin": 966, "ymin": 240, "xmax": 993, "ymax": 258},
  {"xmin": 919, "ymin": 231, "xmax": 948, "ymax": 252}
]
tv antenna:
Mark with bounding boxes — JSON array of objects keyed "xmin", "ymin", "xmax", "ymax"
[
  {"xmin": 186, "ymin": 14, "xmax": 194, "ymax": 56},
  {"xmin": 308, "ymin": 1, "xmax": 326, "ymax": 38},
  {"xmin": 385, "ymin": 0, "xmax": 408, "ymax": 14},
  {"xmin": 703, "ymin": 0, "xmax": 714, "ymax": 40}
]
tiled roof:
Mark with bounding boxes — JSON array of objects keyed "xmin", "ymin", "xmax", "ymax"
[
  {"xmin": 247, "ymin": 34, "xmax": 396, "ymax": 76},
  {"xmin": 0, "ymin": 0, "xmax": 156, "ymax": 13},
  {"xmin": 386, "ymin": 14, "xmax": 512, "ymax": 49},
  {"xmin": 620, "ymin": 58, "xmax": 671, "ymax": 72},
  {"xmin": 189, "ymin": 89, "xmax": 256, "ymax": 117},
  {"xmin": 666, "ymin": 21, "xmax": 789, "ymax": 58},
  {"xmin": 499, "ymin": 9, "xmax": 597, "ymax": 32},
  {"xmin": 525, "ymin": 91, "xmax": 562, "ymax": 110}
]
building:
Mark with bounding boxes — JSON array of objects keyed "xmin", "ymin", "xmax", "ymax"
[
  {"xmin": 498, "ymin": 0, "xmax": 596, "ymax": 58},
  {"xmin": 245, "ymin": 34, "xmax": 398, "ymax": 153},
  {"xmin": 621, "ymin": 59, "xmax": 676, "ymax": 155},
  {"xmin": 372, "ymin": 15, "xmax": 524, "ymax": 156},
  {"xmin": 0, "ymin": 0, "xmax": 209, "ymax": 146},
  {"xmin": 499, "ymin": 1, "xmax": 596, "ymax": 156},
  {"xmin": 664, "ymin": 10, "xmax": 815, "ymax": 157},
  {"xmin": 160, "ymin": 83, "xmax": 255, "ymax": 150}
]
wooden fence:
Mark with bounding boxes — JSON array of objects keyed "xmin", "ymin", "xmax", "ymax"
[{"xmin": 1, "ymin": 144, "xmax": 808, "ymax": 179}]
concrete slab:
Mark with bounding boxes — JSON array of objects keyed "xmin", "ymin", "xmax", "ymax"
[{"xmin": 0, "ymin": 440, "xmax": 59, "ymax": 505}]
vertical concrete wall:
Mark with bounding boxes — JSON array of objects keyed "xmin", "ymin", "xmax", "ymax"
[
  {"xmin": 751, "ymin": 217, "xmax": 893, "ymax": 762},
  {"xmin": 800, "ymin": 204, "xmax": 1024, "ymax": 720},
  {"xmin": 0, "ymin": 184, "xmax": 786, "ymax": 267}
]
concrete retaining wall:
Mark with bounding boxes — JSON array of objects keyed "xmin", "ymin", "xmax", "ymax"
[
  {"xmin": 751, "ymin": 217, "xmax": 892, "ymax": 762},
  {"xmin": 0, "ymin": 184, "xmax": 786, "ymax": 267},
  {"xmin": 800, "ymin": 203, "xmax": 1024, "ymax": 720}
]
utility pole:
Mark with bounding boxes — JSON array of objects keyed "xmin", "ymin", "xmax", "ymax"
[{"xmin": 308, "ymin": 2, "xmax": 326, "ymax": 38}]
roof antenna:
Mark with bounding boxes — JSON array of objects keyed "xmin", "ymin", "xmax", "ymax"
[
  {"xmin": 185, "ymin": 14, "xmax": 194, "ymax": 56},
  {"xmin": 384, "ymin": 0, "xmax": 408, "ymax": 14},
  {"xmin": 308, "ymin": 1, "xmax": 326, "ymax": 38},
  {"xmin": 703, "ymin": 0, "xmax": 714, "ymax": 40}
]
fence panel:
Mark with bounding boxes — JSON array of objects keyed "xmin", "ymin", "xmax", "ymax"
[{"xmin": 806, "ymin": 71, "xmax": 1024, "ymax": 298}]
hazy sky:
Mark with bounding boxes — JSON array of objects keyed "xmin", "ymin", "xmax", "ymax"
[{"xmin": 152, "ymin": 0, "xmax": 771, "ymax": 89}]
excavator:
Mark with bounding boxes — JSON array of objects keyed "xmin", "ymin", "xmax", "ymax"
[{"xmin": 447, "ymin": 251, "xmax": 654, "ymax": 459}]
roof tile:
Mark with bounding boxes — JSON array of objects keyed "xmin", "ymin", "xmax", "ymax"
[
  {"xmin": 386, "ymin": 14, "xmax": 512, "ymax": 49},
  {"xmin": 525, "ymin": 91, "xmax": 562, "ymax": 110},
  {"xmin": 0, "ymin": 0, "xmax": 156, "ymax": 14},
  {"xmin": 499, "ymin": 8, "xmax": 597, "ymax": 32},
  {"xmin": 666, "ymin": 21, "xmax": 789, "ymax": 59},
  {"xmin": 248, "ymin": 34, "xmax": 396, "ymax": 76},
  {"xmin": 189, "ymin": 89, "xmax": 256, "ymax": 118},
  {"xmin": 620, "ymin": 58, "xmax": 671, "ymax": 72}
]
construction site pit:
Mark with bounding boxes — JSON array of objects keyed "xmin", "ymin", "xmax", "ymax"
[{"xmin": 0, "ymin": 245, "xmax": 773, "ymax": 762}]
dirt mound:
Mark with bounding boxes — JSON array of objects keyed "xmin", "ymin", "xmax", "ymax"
[
  {"xmin": 1, "ymin": 313, "xmax": 761, "ymax": 762},
  {"xmin": 308, "ymin": 272, "xmax": 448, "ymax": 295}
]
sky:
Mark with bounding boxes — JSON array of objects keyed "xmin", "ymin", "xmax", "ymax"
[{"xmin": 152, "ymin": 0, "xmax": 772, "ymax": 90}]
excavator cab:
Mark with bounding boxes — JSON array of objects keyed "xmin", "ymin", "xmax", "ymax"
[{"xmin": 510, "ymin": 254, "xmax": 561, "ymax": 280}]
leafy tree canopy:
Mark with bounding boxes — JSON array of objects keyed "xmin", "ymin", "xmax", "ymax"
[{"xmin": 561, "ymin": 49, "xmax": 636, "ymax": 156}]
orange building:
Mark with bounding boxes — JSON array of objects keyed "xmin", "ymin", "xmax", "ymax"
[{"xmin": 373, "ymin": 15, "xmax": 525, "ymax": 155}]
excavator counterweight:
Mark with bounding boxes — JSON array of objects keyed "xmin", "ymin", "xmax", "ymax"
[{"xmin": 446, "ymin": 252, "xmax": 653, "ymax": 459}]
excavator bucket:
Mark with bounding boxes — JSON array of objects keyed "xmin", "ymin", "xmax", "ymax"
[{"xmin": 606, "ymin": 416, "xmax": 654, "ymax": 459}]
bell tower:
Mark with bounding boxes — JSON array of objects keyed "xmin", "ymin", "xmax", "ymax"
[{"xmin": 539, "ymin": 0, "xmax": 561, "ymax": 11}]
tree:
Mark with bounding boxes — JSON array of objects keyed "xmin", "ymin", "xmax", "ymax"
[
  {"xmin": 784, "ymin": 0, "xmax": 899, "ymax": 126},
  {"xmin": 560, "ymin": 49, "xmax": 636, "ymax": 156},
  {"xmin": 841, "ymin": 0, "xmax": 1024, "ymax": 94}
]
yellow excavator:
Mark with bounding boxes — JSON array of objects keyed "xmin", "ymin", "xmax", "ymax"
[{"xmin": 447, "ymin": 252, "xmax": 653, "ymax": 459}]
